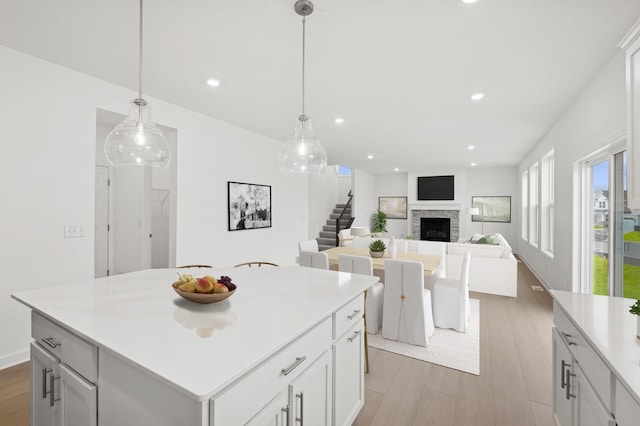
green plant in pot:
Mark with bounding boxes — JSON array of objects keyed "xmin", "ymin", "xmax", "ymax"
[
  {"xmin": 369, "ymin": 239, "xmax": 386, "ymax": 258},
  {"xmin": 629, "ymin": 300, "xmax": 640, "ymax": 339},
  {"xmin": 372, "ymin": 210, "xmax": 388, "ymax": 234}
]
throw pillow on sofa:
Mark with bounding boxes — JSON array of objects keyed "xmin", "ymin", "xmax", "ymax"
[{"xmin": 476, "ymin": 235, "xmax": 494, "ymax": 244}]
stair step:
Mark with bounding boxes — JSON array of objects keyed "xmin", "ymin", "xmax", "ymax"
[
  {"xmin": 317, "ymin": 237, "xmax": 335, "ymax": 245},
  {"xmin": 319, "ymin": 231, "xmax": 335, "ymax": 238},
  {"xmin": 327, "ymin": 219, "xmax": 352, "ymax": 225},
  {"xmin": 329, "ymin": 213, "xmax": 352, "ymax": 220},
  {"xmin": 323, "ymin": 225, "xmax": 337, "ymax": 232},
  {"xmin": 333, "ymin": 208, "xmax": 351, "ymax": 214},
  {"xmin": 318, "ymin": 244, "xmax": 335, "ymax": 251}
]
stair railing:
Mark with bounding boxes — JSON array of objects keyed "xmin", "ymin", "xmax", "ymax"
[{"xmin": 335, "ymin": 190, "xmax": 355, "ymax": 246}]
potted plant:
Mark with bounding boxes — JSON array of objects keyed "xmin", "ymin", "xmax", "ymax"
[
  {"xmin": 372, "ymin": 210, "xmax": 388, "ymax": 234},
  {"xmin": 629, "ymin": 300, "xmax": 640, "ymax": 339},
  {"xmin": 369, "ymin": 239, "xmax": 386, "ymax": 258}
]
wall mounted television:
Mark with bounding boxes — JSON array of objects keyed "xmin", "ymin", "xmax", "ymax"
[{"xmin": 417, "ymin": 175, "xmax": 454, "ymax": 200}]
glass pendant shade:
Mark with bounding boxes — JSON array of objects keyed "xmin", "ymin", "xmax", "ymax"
[
  {"xmin": 104, "ymin": 99, "xmax": 171, "ymax": 168},
  {"xmin": 279, "ymin": 115, "xmax": 327, "ymax": 175}
]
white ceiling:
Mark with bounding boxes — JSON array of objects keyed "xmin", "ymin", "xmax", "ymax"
[{"xmin": 2, "ymin": 0, "xmax": 640, "ymax": 174}]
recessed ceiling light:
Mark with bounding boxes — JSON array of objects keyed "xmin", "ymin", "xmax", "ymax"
[
  {"xmin": 467, "ymin": 145, "xmax": 475, "ymax": 150},
  {"xmin": 462, "ymin": 0, "xmax": 479, "ymax": 4},
  {"xmin": 206, "ymin": 79, "xmax": 220, "ymax": 87},
  {"xmin": 471, "ymin": 162, "xmax": 477, "ymax": 167},
  {"xmin": 394, "ymin": 168, "xmax": 399, "ymax": 172},
  {"xmin": 334, "ymin": 118, "xmax": 344, "ymax": 124},
  {"xmin": 367, "ymin": 155, "xmax": 374, "ymax": 159},
  {"xmin": 470, "ymin": 93, "xmax": 484, "ymax": 101}
]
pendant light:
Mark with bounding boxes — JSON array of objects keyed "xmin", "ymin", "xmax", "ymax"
[
  {"xmin": 104, "ymin": 0, "xmax": 171, "ymax": 169},
  {"xmin": 278, "ymin": 0, "xmax": 327, "ymax": 175}
]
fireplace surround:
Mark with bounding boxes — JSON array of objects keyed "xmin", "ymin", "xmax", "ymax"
[{"xmin": 411, "ymin": 209, "xmax": 459, "ymax": 242}]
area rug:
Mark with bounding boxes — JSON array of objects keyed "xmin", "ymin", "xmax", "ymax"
[{"xmin": 367, "ymin": 299, "xmax": 480, "ymax": 375}]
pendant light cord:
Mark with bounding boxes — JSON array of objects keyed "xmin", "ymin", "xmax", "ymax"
[
  {"xmin": 138, "ymin": 0, "xmax": 144, "ymax": 101},
  {"xmin": 301, "ymin": 15, "xmax": 306, "ymax": 118}
]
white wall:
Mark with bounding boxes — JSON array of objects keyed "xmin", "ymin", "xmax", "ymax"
[
  {"xmin": 517, "ymin": 51, "xmax": 627, "ymax": 291},
  {"xmin": 352, "ymin": 169, "xmax": 376, "ymax": 230},
  {"xmin": 374, "ymin": 172, "xmax": 409, "ymax": 237},
  {"xmin": 0, "ymin": 46, "xmax": 308, "ymax": 368}
]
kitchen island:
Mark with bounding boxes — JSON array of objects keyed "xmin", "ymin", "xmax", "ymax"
[
  {"xmin": 551, "ymin": 290, "xmax": 640, "ymax": 426},
  {"xmin": 13, "ymin": 266, "xmax": 378, "ymax": 426}
]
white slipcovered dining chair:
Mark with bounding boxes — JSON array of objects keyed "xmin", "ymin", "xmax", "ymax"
[
  {"xmin": 298, "ymin": 239, "xmax": 319, "ymax": 253},
  {"xmin": 338, "ymin": 254, "xmax": 383, "ymax": 334},
  {"xmin": 382, "ymin": 259, "xmax": 435, "ymax": 347},
  {"xmin": 299, "ymin": 251, "xmax": 329, "ymax": 270},
  {"xmin": 337, "ymin": 229, "xmax": 353, "ymax": 247},
  {"xmin": 432, "ymin": 251, "xmax": 471, "ymax": 333},
  {"xmin": 416, "ymin": 240, "xmax": 447, "ymax": 293},
  {"xmin": 352, "ymin": 237, "xmax": 374, "ymax": 250},
  {"xmin": 337, "ymin": 254, "xmax": 382, "ymax": 374}
]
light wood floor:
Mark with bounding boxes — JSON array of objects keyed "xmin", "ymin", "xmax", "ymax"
[{"xmin": 0, "ymin": 259, "xmax": 553, "ymax": 426}]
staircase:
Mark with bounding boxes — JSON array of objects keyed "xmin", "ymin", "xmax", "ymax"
[{"xmin": 317, "ymin": 203, "xmax": 354, "ymax": 251}]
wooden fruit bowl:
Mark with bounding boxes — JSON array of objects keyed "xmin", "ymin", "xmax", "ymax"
[{"xmin": 173, "ymin": 287, "xmax": 236, "ymax": 304}]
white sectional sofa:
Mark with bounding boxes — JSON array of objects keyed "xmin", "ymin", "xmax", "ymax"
[{"xmin": 445, "ymin": 233, "xmax": 517, "ymax": 297}]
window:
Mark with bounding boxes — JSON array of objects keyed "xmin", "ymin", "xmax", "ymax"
[
  {"xmin": 540, "ymin": 150, "xmax": 555, "ymax": 257},
  {"xmin": 529, "ymin": 162, "xmax": 539, "ymax": 247},
  {"xmin": 579, "ymin": 142, "xmax": 640, "ymax": 298},
  {"xmin": 336, "ymin": 165, "xmax": 352, "ymax": 176},
  {"xmin": 522, "ymin": 170, "xmax": 528, "ymax": 241}
]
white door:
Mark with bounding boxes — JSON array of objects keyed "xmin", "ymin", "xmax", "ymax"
[
  {"xmin": 59, "ymin": 364, "xmax": 97, "ymax": 426},
  {"xmin": 289, "ymin": 350, "xmax": 332, "ymax": 426},
  {"xmin": 574, "ymin": 364, "xmax": 615, "ymax": 426},
  {"xmin": 94, "ymin": 166, "xmax": 109, "ymax": 278},
  {"xmin": 333, "ymin": 322, "xmax": 365, "ymax": 426},
  {"xmin": 246, "ymin": 391, "xmax": 289, "ymax": 426},
  {"xmin": 552, "ymin": 328, "xmax": 573, "ymax": 426},
  {"xmin": 30, "ymin": 343, "xmax": 60, "ymax": 426}
]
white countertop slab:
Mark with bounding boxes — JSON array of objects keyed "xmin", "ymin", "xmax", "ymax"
[
  {"xmin": 12, "ymin": 266, "xmax": 378, "ymax": 400},
  {"xmin": 551, "ymin": 290, "xmax": 640, "ymax": 404}
]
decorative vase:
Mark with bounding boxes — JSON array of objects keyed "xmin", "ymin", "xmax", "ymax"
[
  {"xmin": 388, "ymin": 235, "xmax": 397, "ymax": 259},
  {"xmin": 370, "ymin": 250, "xmax": 384, "ymax": 258}
]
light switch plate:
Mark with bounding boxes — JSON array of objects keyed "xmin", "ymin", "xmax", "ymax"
[{"xmin": 64, "ymin": 225, "xmax": 86, "ymax": 238}]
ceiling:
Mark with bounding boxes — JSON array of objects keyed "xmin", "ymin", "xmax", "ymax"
[{"xmin": 2, "ymin": 0, "xmax": 640, "ymax": 174}]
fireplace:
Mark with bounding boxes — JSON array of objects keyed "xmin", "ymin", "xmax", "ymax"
[{"xmin": 420, "ymin": 217, "xmax": 451, "ymax": 242}]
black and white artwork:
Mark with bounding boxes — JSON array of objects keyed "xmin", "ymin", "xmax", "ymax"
[{"xmin": 228, "ymin": 181, "xmax": 272, "ymax": 231}]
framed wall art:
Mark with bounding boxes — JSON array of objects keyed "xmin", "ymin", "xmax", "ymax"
[
  {"xmin": 228, "ymin": 181, "xmax": 272, "ymax": 231},
  {"xmin": 378, "ymin": 196, "xmax": 408, "ymax": 219},
  {"xmin": 471, "ymin": 196, "xmax": 511, "ymax": 223}
]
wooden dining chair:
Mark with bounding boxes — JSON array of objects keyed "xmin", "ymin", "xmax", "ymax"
[
  {"xmin": 177, "ymin": 264, "xmax": 213, "ymax": 269},
  {"xmin": 234, "ymin": 261, "xmax": 279, "ymax": 268}
]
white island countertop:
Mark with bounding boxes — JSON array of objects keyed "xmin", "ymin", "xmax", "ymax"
[
  {"xmin": 551, "ymin": 290, "xmax": 640, "ymax": 405},
  {"xmin": 12, "ymin": 266, "xmax": 378, "ymax": 401}
]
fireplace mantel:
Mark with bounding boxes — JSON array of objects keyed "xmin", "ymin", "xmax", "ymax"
[{"xmin": 409, "ymin": 203, "xmax": 462, "ymax": 211}]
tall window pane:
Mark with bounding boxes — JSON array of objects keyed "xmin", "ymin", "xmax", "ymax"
[
  {"xmin": 529, "ymin": 163, "xmax": 539, "ymax": 247},
  {"xmin": 541, "ymin": 150, "xmax": 554, "ymax": 256},
  {"xmin": 590, "ymin": 159, "xmax": 609, "ymax": 296},
  {"xmin": 522, "ymin": 171, "xmax": 528, "ymax": 241},
  {"xmin": 621, "ymin": 152, "xmax": 640, "ymax": 298}
]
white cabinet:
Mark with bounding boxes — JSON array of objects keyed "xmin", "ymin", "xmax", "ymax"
[
  {"xmin": 552, "ymin": 328, "xmax": 572, "ymax": 426},
  {"xmin": 246, "ymin": 392, "xmax": 289, "ymax": 426},
  {"xmin": 30, "ymin": 312, "xmax": 98, "ymax": 426},
  {"xmin": 572, "ymin": 363, "xmax": 615, "ymax": 426},
  {"xmin": 333, "ymin": 321, "xmax": 364, "ymax": 426},
  {"xmin": 289, "ymin": 350, "xmax": 332, "ymax": 426},
  {"xmin": 621, "ymin": 19, "xmax": 640, "ymax": 211}
]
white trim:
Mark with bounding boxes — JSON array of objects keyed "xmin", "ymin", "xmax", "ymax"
[{"xmin": 0, "ymin": 349, "xmax": 29, "ymax": 370}]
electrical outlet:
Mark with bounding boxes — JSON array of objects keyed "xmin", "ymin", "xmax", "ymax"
[{"xmin": 64, "ymin": 225, "xmax": 86, "ymax": 238}]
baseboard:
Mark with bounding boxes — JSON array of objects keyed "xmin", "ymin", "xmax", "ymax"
[
  {"xmin": 0, "ymin": 349, "xmax": 29, "ymax": 370},
  {"xmin": 516, "ymin": 253, "xmax": 553, "ymax": 292}
]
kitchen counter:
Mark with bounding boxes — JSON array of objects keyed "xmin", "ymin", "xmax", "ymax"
[
  {"xmin": 13, "ymin": 266, "xmax": 378, "ymax": 401},
  {"xmin": 551, "ymin": 290, "xmax": 640, "ymax": 405}
]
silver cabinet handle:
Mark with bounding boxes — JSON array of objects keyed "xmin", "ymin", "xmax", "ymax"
[
  {"xmin": 281, "ymin": 356, "xmax": 306, "ymax": 376},
  {"xmin": 49, "ymin": 372, "xmax": 60, "ymax": 407},
  {"xmin": 42, "ymin": 368, "xmax": 49, "ymax": 398},
  {"xmin": 281, "ymin": 405, "xmax": 290, "ymax": 426},
  {"xmin": 560, "ymin": 360, "xmax": 569, "ymax": 389},
  {"xmin": 565, "ymin": 370, "xmax": 576, "ymax": 400},
  {"xmin": 347, "ymin": 310, "xmax": 361, "ymax": 320},
  {"xmin": 41, "ymin": 337, "xmax": 60, "ymax": 349},
  {"xmin": 560, "ymin": 332, "xmax": 576, "ymax": 346},
  {"xmin": 296, "ymin": 392, "xmax": 304, "ymax": 425},
  {"xmin": 348, "ymin": 330, "xmax": 361, "ymax": 342}
]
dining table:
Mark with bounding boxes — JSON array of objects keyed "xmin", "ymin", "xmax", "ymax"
[{"xmin": 322, "ymin": 246, "xmax": 443, "ymax": 276}]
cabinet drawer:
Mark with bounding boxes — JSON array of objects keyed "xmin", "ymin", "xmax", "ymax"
[
  {"xmin": 333, "ymin": 295, "xmax": 364, "ymax": 339},
  {"xmin": 615, "ymin": 379, "xmax": 640, "ymax": 426},
  {"xmin": 211, "ymin": 317, "xmax": 332, "ymax": 426},
  {"xmin": 553, "ymin": 304, "xmax": 611, "ymax": 411},
  {"xmin": 32, "ymin": 311, "xmax": 98, "ymax": 383}
]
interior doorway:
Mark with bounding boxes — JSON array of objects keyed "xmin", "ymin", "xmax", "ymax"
[{"xmin": 94, "ymin": 109, "xmax": 177, "ymax": 277}]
